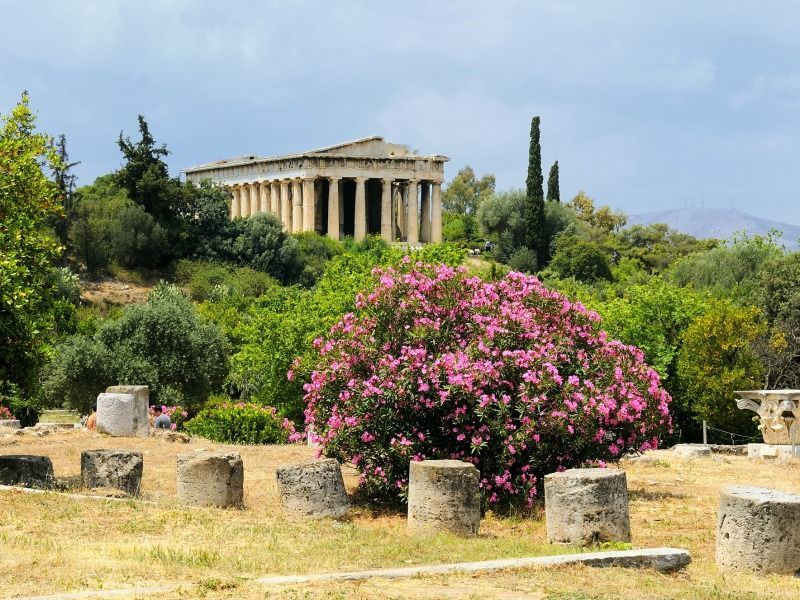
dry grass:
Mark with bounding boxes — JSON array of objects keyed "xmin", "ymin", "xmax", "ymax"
[{"xmin": 1, "ymin": 432, "xmax": 799, "ymax": 599}]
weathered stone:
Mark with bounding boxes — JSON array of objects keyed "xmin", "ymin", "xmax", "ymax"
[
  {"xmin": 0, "ymin": 455, "xmax": 54, "ymax": 489},
  {"xmin": 716, "ymin": 485, "xmax": 800, "ymax": 574},
  {"xmin": 105, "ymin": 385, "xmax": 149, "ymax": 437},
  {"xmin": 0, "ymin": 420, "xmax": 20, "ymax": 430},
  {"xmin": 747, "ymin": 443, "xmax": 800, "ymax": 460},
  {"xmin": 407, "ymin": 459, "xmax": 480, "ymax": 536},
  {"xmin": 81, "ymin": 449, "xmax": 143, "ymax": 495},
  {"xmin": 150, "ymin": 429, "xmax": 190, "ymax": 443},
  {"xmin": 176, "ymin": 450, "xmax": 243, "ymax": 507},
  {"xmin": 275, "ymin": 458, "xmax": 349, "ymax": 519},
  {"xmin": 673, "ymin": 444, "xmax": 712, "ymax": 458},
  {"xmin": 96, "ymin": 393, "xmax": 137, "ymax": 437},
  {"xmin": 545, "ymin": 468, "xmax": 631, "ymax": 545}
]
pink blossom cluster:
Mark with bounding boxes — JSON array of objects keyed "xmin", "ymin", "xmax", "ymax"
[
  {"xmin": 302, "ymin": 261, "xmax": 671, "ymax": 509},
  {"xmin": 0, "ymin": 406, "xmax": 14, "ymax": 420}
]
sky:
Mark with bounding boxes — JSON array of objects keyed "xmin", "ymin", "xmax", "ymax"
[{"xmin": 2, "ymin": 1, "xmax": 799, "ymax": 223}]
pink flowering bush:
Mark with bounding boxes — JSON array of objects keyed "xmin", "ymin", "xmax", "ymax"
[
  {"xmin": 157, "ymin": 405, "xmax": 189, "ymax": 431},
  {"xmin": 0, "ymin": 406, "xmax": 14, "ymax": 420},
  {"xmin": 301, "ymin": 261, "xmax": 671, "ymax": 510}
]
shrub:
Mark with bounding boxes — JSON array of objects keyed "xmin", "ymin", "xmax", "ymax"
[
  {"xmin": 175, "ymin": 260, "xmax": 276, "ymax": 302},
  {"xmin": 229, "ymin": 212, "xmax": 304, "ymax": 283},
  {"xmin": 158, "ymin": 404, "xmax": 189, "ymax": 430},
  {"xmin": 184, "ymin": 402, "xmax": 298, "ymax": 444},
  {"xmin": 508, "ymin": 247, "xmax": 538, "ymax": 274},
  {"xmin": 548, "ymin": 236, "xmax": 613, "ymax": 282},
  {"xmin": 302, "ymin": 261, "xmax": 672, "ymax": 510},
  {"xmin": 0, "ymin": 405, "xmax": 13, "ymax": 420}
]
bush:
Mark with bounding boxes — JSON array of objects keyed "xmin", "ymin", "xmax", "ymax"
[
  {"xmin": 175, "ymin": 260, "xmax": 276, "ymax": 302},
  {"xmin": 184, "ymin": 402, "xmax": 297, "ymax": 444},
  {"xmin": 508, "ymin": 247, "xmax": 538, "ymax": 274},
  {"xmin": 303, "ymin": 261, "xmax": 672, "ymax": 510},
  {"xmin": 548, "ymin": 236, "xmax": 613, "ymax": 283},
  {"xmin": 229, "ymin": 213, "xmax": 304, "ymax": 283},
  {"xmin": 294, "ymin": 232, "xmax": 344, "ymax": 287}
]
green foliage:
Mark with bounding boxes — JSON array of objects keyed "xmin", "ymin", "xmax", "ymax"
[
  {"xmin": 442, "ymin": 213, "xmax": 478, "ymax": 243},
  {"xmin": 294, "ymin": 232, "xmax": 344, "ymax": 287},
  {"xmin": 42, "ymin": 285, "xmax": 228, "ymax": 414},
  {"xmin": 477, "ymin": 189, "xmax": 527, "ymax": 261},
  {"xmin": 175, "ymin": 260, "xmax": 277, "ymax": 302},
  {"xmin": 525, "ymin": 116, "xmax": 546, "ymax": 263},
  {"xmin": 614, "ymin": 224, "xmax": 717, "ymax": 274},
  {"xmin": 229, "ymin": 212, "xmax": 304, "ymax": 283},
  {"xmin": 184, "ymin": 402, "xmax": 291, "ymax": 444},
  {"xmin": 546, "ymin": 160, "xmax": 560, "ymax": 202},
  {"xmin": 0, "ymin": 93, "xmax": 64, "ymax": 394},
  {"xmin": 566, "ymin": 191, "xmax": 627, "ymax": 232},
  {"xmin": 676, "ymin": 301, "xmax": 765, "ymax": 434},
  {"xmin": 547, "ymin": 236, "xmax": 613, "ymax": 283},
  {"xmin": 413, "ymin": 242, "xmax": 467, "ymax": 267},
  {"xmin": 508, "ymin": 247, "xmax": 538, "ymax": 274},
  {"xmin": 0, "ymin": 382, "xmax": 41, "ymax": 427},
  {"xmin": 441, "ymin": 166, "xmax": 495, "ymax": 215}
]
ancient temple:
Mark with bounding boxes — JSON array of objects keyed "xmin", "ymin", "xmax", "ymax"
[{"xmin": 182, "ymin": 136, "xmax": 448, "ymax": 244}]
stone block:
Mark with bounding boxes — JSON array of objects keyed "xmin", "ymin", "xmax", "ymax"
[
  {"xmin": 407, "ymin": 459, "xmax": 481, "ymax": 536},
  {"xmin": 0, "ymin": 420, "xmax": 21, "ymax": 430},
  {"xmin": 0, "ymin": 455, "xmax": 54, "ymax": 489},
  {"xmin": 81, "ymin": 449, "xmax": 143, "ymax": 495},
  {"xmin": 716, "ymin": 485, "xmax": 800, "ymax": 574},
  {"xmin": 673, "ymin": 444, "xmax": 712, "ymax": 458},
  {"xmin": 96, "ymin": 393, "xmax": 137, "ymax": 437},
  {"xmin": 276, "ymin": 458, "xmax": 349, "ymax": 519},
  {"xmin": 105, "ymin": 385, "xmax": 149, "ymax": 437},
  {"xmin": 747, "ymin": 443, "xmax": 800, "ymax": 460},
  {"xmin": 545, "ymin": 468, "xmax": 631, "ymax": 545},
  {"xmin": 176, "ymin": 450, "xmax": 243, "ymax": 507}
]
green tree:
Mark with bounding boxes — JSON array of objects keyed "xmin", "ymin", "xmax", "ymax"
[
  {"xmin": 566, "ymin": 190, "xmax": 627, "ymax": 232},
  {"xmin": 441, "ymin": 166, "xmax": 495, "ymax": 215},
  {"xmin": 546, "ymin": 160, "xmax": 560, "ymax": 202},
  {"xmin": 0, "ymin": 93, "xmax": 63, "ymax": 393},
  {"xmin": 547, "ymin": 236, "xmax": 613, "ymax": 283},
  {"xmin": 614, "ymin": 223, "xmax": 717, "ymax": 274},
  {"xmin": 229, "ymin": 212, "xmax": 304, "ymax": 283},
  {"xmin": 524, "ymin": 116, "xmax": 546, "ymax": 263},
  {"xmin": 50, "ymin": 134, "xmax": 80, "ymax": 244},
  {"xmin": 476, "ymin": 189, "xmax": 527, "ymax": 260}
]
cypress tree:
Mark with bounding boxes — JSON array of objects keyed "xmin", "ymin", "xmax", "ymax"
[
  {"xmin": 547, "ymin": 160, "xmax": 560, "ymax": 202},
  {"xmin": 524, "ymin": 116, "xmax": 545, "ymax": 264}
]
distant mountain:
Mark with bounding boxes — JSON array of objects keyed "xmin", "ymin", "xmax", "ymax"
[{"xmin": 625, "ymin": 208, "xmax": 800, "ymax": 250}]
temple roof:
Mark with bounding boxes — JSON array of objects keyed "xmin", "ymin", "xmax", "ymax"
[{"xmin": 183, "ymin": 136, "xmax": 448, "ymax": 174}]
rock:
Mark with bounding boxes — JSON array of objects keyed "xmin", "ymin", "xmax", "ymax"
[
  {"xmin": 275, "ymin": 458, "xmax": 349, "ymax": 519},
  {"xmin": 0, "ymin": 420, "xmax": 20, "ymax": 430},
  {"xmin": 151, "ymin": 430, "xmax": 190, "ymax": 443},
  {"xmin": 176, "ymin": 450, "xmax": 243, "ymax": 507},
  {"xmin": 0, "ymin": 455, "xmax": 55, "ymax": 489},
  {"xmin": 747, "ymin": 443, "xmax": 800, "ymax": 460},
  {"xmin": 81, "ymin": 449, "xmax": 143, "ymax": 496},
  {"xmin": 545, "ymin": 468, "xmax": 631, "ymax": 545},
  {"xmin": 716, "ymin": 485, "xmax": 800, "ymax": 574},
  {"xmin": 672, "ymin": 444, "xmax": 712, "ymax": 458},
  {"xmin": 105, "ymin": 385, "xmax": 149, "ymax": 437},
  {"xmin": 407, "ymin": 459, "xmax": 481, "ymax": 537},
  {"xmin": 96, "ymin": 393, "xmax": 138, "ymax": 437}
]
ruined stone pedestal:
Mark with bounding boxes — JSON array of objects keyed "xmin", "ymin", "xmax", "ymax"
[
  {"xmin": 716, "ymin": 485, "xmax": 800, "ymax": 574},
  {"xmin": 673, "ymin": 444, "xmax": 712, "ymax": 458},
  {"xmin": 0, "ymin": 420, "xmax": 21, "ymax": 430},
  {"xmin": 407, "ymin": 459, "xmax": 481, "ymax": 536},
  {"xmin": 275, "ymin": 458, "xmax": 349, "ymax": 519},
  {"xmin": 747, "ymin": 443, "xmax": 800, "ymax": 460},
  {"xmin": 176, "ymin": 451, "xmax": 243, "ymax": 507},
  {"xmin": 81, "ymin": 449, "xmax": 143, "ymax": 495},
  {"xmin": 0, "ymin": 455, "xmax": 54, "ymax": 489},
  {"xmin": 105, "ymin": 385, "xmax": 149, "ymax": 437},
  {"xmin": 545, "ymin": 468, "xmax": 631, "ymax": 545},
  {"xmin": 96, "ymin": 393, "xmax": 138, "ymax": 437}
]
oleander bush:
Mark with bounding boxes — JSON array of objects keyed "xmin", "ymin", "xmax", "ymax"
[
  {"xmin": 184, "ymin": 401, "xmax": 298, "ymax": 444},
  {"xmin": 302, "ymin": 261, "xmax": 672, "ymax": 510}
]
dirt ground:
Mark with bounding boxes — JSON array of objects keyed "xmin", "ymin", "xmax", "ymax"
[{"xmin": 1, "ymin": 430, "xmax": 799, "ymax": 599}]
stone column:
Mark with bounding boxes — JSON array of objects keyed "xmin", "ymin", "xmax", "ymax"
[
  {"xmin": 314, "ymin": 181, "xmax": 324, "ymax": 232},
  {"xmin": 406, "ymin": 180, "xmax": 419, "ymax": 245},
  {"xmin": 395, "ymin": 184, "xmax": 405, "ymax": 240},
  {"xmin": 260, "ymin": 182, "xmax": 269, "ymax": 214},
  {"xmin": 381, "ymin": 178, "xmax": 393, "ymax": 242},
  {"xmin": 420, "ymin": 181, "xmax": 431, "ymax": 243},
  {"xmin": 240, "ymin": 184, "xmax": 251, "ymax": 217},
  {"xmin": 292, "ymin": 179, "xmax": 303, "ymax": 234},
  {"xmin": 280, "ymin": 179, "xmax": 291, "ymax": 231},
  {"xmin": 431, "ymin": 182, "xmax": 443, "ymax": 243},
  {"xmin": 302, "ymin": 178, "xmax": 316, "ymax": 233},
  {"xmin": 270, "ymin": 180, "xmax": 281, "ymax": 216},
  {"xmin": 354, "ymin": 177, "xmax": 367, "ymax": 241},
  {"xmin": 327, "ymin": 177, "xmax": 340, "ymax": 240},
  {"xmin": 230, "ymin": 186, "xmax": 241, "ymax": 219}
]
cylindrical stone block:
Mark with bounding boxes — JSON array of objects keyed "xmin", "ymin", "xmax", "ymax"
[
  {"xmin": 545, "ymin": 468, "xmax": 631, "ymax": 545},
  {"xmin": 105, "ymin": 385, "xmax": 149, "ymax": 437},
  {"xmin": 716, "ymin": 485, "xmax": 800, "ymax": 574},
  {"xmin": 407, "ymin": 459, "xmax": 481, "ymax": 536},
  {"xmin": 96, "ymin": 393, "xmax": 137, "ymax": 437},
  {"xmin": 0, "ymin": 455, "xmax": 54, "ymax": 489},
  {"xmin": 176, "ymin": 451, "xmax": 243, "ymax": 507},
  {"xmin": 275, "ymin": 458, "xmax": 349, "ymax": 519},
  {"xmin": 81, "ymin": 449, "xmax": 143, "ymax": 495}
]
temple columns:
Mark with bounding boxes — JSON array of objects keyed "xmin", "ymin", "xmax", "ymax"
[
  {"xmin": 259, "ymin": 182, "xmax": 269, "ymax": 213},
  {"xmin": 381, "ymin": 178, "xmax": 393, "ymax": 242},
  {"xmin": 240, "ymin": 185, "xmax": 251, "ymax": 217},
  {"xmin": 270, "ymin": 180, "xmax": 281, "ymax": 217},
  {"xmin": 420, "ymin": 181, "xmax": 431, "ymax": 243},
  {"xmin": 354, "ymin": 177, "xmax": 367, "ymax": 241},
  {"xmin": 230, "ymin": 186, "xmax": 241, "ymax": 218},
  {"xmin": 395, "ymin": 184, "xmax": 404, "ymax": 240},
  {"xmin": 431, "ymin": 182, "xmax": 442, "ymax": 243},
  {"xmin": 291, "ymin": 179, "xmax": 303, "ymax": 233},
  {"xmin": 302, "ymin": 178, "xmax": 315, "ymax": 232},
  {"xmin": 327, "ymin": 177, "xmax": 340, "ymax": 240},
  {"xmin": 406, "ymin": 180, "xmax": 419, "ymax": 245},
  {"xmin": 280, "ymin": 179, "xmax": 291, "ymax": 231}
]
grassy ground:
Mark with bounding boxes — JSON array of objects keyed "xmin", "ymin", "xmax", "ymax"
[{"xmin": 1, "ymin": 431, "xmax": 799, "ymax": 599}]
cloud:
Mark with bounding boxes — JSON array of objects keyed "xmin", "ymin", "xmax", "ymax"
[{"xmin": 730, "ymin": 73, "xmax": 800, "ymax": 109}]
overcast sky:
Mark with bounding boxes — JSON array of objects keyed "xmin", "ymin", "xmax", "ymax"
[{"xmin": 3, "ymin": 1, "xmax": 799, "ymax": 222}]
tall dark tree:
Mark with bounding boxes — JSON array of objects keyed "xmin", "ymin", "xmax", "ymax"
[
  {"xmin": 50, "ymin": 134, "xmax": 80, "ymax": 243},
  {"xmin": 546, "ymin": 160, "xmax": 560, "ymax": 202},
  {"xmin": 524, "ymin": 116, "xmax": 545, "ymax": 265}
]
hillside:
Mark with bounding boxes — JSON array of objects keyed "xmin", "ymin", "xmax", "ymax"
[{"xmin": 626, "ymin": 208, "xmax": 800, "ymax": 250}]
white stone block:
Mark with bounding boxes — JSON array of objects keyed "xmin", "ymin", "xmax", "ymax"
[
  {"xmin": 106, "ymin": 385, "xmax": 149, "ymax": 437},
  {"xmin": 0, "ymin": 420, "xmax": 21, "ymax": 430},
  {"xmin": 407, "ymin": 460, "xmax": 481, "ymax": 536},
  {"xmin": 673, "ymin": 444, "xmax": 712, "ymax": 458},
  {"xmin": 96, "ymin": 393, "xmax": 137, "ymax": 437}
]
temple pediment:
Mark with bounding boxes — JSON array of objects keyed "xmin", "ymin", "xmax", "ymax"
[{"xmin": 308, "ymin": 136, "xmax": 411, "ymax": 158}]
